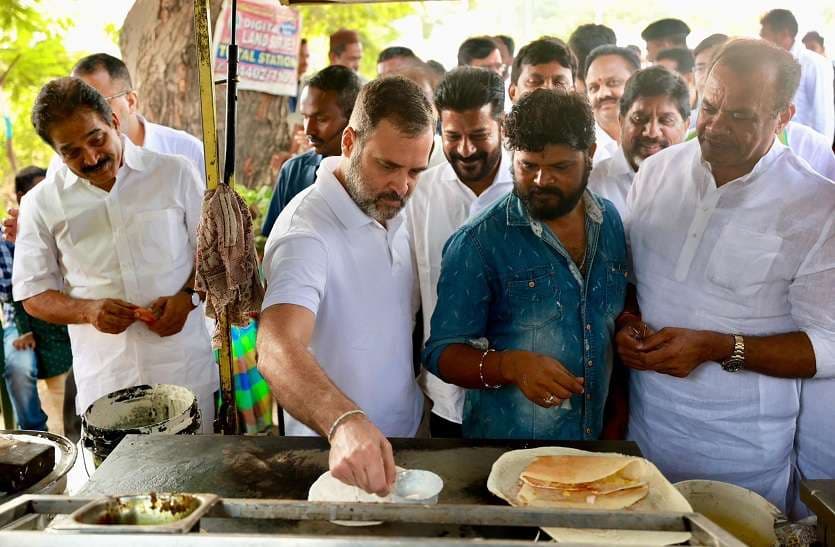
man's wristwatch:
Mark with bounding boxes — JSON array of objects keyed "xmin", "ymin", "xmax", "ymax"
[
  {"xmin": 721, "ymin": 334, "xmax": 745, "ymax": 373},
  {"xmin": 182, "ymin": 287, "xmax": 201, "ymax": 308}
]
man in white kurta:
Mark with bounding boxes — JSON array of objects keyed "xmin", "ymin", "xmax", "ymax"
[
  {"xmin": 14, "ymin": 78, "xmax": 216, "ymax": 431},
  {"xmin": 620, "ymin": 40, "xmax": 835, "ymax": 512}
]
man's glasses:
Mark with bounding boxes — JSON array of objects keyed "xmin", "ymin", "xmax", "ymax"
[{"xmin": 104, "ymin": 89, "xmax": 132, "ymax": 102}]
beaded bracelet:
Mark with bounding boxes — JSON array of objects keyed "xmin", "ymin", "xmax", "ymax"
[
  {"xmin": 327, "ymin": 409, "xmax": 367, "ymax": 443},
  {"xmin": 479, "ymin": 348, "xmax": 502, "ymax": 389}
]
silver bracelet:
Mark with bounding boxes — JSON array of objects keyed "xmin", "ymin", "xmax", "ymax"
[
  {"xmin": 479, "ymin": 348, "xmax": 502, "ymax": 389},
  {"xmin": 327, "ymin": 409, "xmax": 367, "ymax": 443}
]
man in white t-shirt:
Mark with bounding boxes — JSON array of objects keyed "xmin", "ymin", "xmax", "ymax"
[
  {"xmin": 589, "ymin": 66, "xmax": 690, "ymax": 218},
  {"xmin": 258, "ymin": 77, "xmax": 435, "ymax": 497},
  {"xmin": 406, "ymin": 67, "xmax": 512, "ymax": 438}
]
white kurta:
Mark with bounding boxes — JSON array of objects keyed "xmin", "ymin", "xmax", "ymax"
[
  {"xmin": 786, "ymin": 121, "xmax": 835, "ymax": 181},
  {"xmin": 405, "ymin": 152, "xmax": 513, "ymax": 424},
  {"xmin": 262, "ymin": 156, "xmax": 423, "ymax": 437},
  {"xmin": 625, "ymin": 139, "xmax": 835, "ymax": 512},
  {"xmin": 588, "ymin": 146, "xmax": 635, "ymax": 220},
  {"xmin": 13, "ymin": 138, "xmax": 218, "ymax": 429},
  {"xmin": 593, "ymin": 122, "xmax": 619, "ymax": 165},
  {"xmin": 790, "ymin": 41, "xmax": 835, "ymax": 143}
]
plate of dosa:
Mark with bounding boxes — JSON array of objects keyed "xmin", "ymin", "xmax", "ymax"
[{"xmin": 487, "ymin": 447, "xmax": 693, "ymax": 545}]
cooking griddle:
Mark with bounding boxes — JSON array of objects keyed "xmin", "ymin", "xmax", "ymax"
[{"xmin": 80, "ymin": 435, "xmax": 640, "ymax": 538}]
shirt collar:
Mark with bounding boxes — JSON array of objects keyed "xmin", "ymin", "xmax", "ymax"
[
  {"xmin": 698, "ymin": 137, "xmax": 786, "ymax": 188},
  {"xmin": 611, "ymin": 146, "xmax": 636, "ymax": 178},
  {"xmin": 506, "ymin": 189, "xmax": 604, "ymax": 227},
  {"xmin": 64, "ymin": 135, "xmax": 145, "ymax": 189},
  {"xmin": 316, "ymin": 156, "xmax": 403, "ymax": 231}
]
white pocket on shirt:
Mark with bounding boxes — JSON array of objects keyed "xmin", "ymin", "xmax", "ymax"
[
  {"xmin": 705, "ymin": 223, "xmax": 783, "ymax": 296},
  {"xmin": 132, "ymin": 208, "xmax": 188, "ymax": 267}
]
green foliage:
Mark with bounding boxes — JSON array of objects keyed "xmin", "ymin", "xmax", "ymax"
[
  {"xmin": 297, "ymin": 2, "xmax": 416, "ymax": 78},
  {"xmin": 236, "ymin": 183, "xmax": 273, "ymax": 255},
  {"xmin": 0, "ymin": 0, "xmax": 75, "ymax": 197}
]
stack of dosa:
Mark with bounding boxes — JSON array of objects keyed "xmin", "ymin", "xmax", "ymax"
[{"xmin": 517, "ymin": 455, "xmax": 649, "ymax": 509}]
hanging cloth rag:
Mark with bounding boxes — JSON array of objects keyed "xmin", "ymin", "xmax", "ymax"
[{"xmin": 195, "ymin": 184, "xmax": 264, "ymax": 345}]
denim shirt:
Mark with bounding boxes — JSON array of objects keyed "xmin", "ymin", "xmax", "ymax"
[{"xmin": 423, "ymin": 190, "xmax": 628, "ymax": 440}]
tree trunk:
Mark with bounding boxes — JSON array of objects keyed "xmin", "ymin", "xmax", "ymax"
[{"xmin": 119, "ymin": 0, "xmax": 291, "ymax": 188}]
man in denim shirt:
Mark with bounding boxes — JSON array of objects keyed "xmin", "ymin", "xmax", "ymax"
[{"xmin": 423, "ymin": 89, "xmax": 629, "ymax": 440}]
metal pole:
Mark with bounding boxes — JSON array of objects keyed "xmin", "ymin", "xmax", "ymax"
[{"xmin": 193, "ymin": 0, "xmax": 239, "ymax": 434}]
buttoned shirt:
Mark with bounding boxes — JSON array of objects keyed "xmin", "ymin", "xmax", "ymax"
[
  {"xmin": 12, "ymin": 138, "xmax": 217, "ymax": 417},
  {"xmin": 588, "ymin": 147, "xmax": 635, "ymax": 220},
  {"xmin": 423, "ymin": 191, "xmax": 629, "ymax": 440},
  {"xmin": 593, "ymin": 122, "xmax": 619, "ymax": 165},
  {"xmin": 47, "ymin": 115, "xmax": 206, "ymax": 185},
  {"xmin": 405, "ymin": 152, "xmax": 513, "ymax": 424},
  {"xmin": 625, "ymin": 139, "xmax": 835, "ymax": 511},
  {"xmin": 790, "ymin": 41, "xmax": 835, "ymax": 142},
  {"xmin": 262, "ymin": 156, "xmax": 424, "ymax": 438}
]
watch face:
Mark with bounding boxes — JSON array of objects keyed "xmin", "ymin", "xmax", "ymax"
[{"xmin": 722, "ymin": 358, "xmax": 744, "ymax": 373}]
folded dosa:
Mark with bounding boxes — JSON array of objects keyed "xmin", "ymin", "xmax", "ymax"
[{"xmin": 517, "ymin": 455, "xmax": 649, "ymax": 509}]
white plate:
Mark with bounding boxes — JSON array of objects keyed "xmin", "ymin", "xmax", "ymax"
[
  {"xmin": 487, "ymin": 447, "xmax": 693, "ymax": 545},
  {"xmin": 307, "ymin": 468, "xmax": 402, "ymax": 526}
]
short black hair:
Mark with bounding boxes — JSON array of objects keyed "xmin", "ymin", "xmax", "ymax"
[
  {"xmin": 655, "ymin": 48, "xmax": 695, "ymax": 74},
  {"xmin": 712, "ymin": 38, "xmax": 801, "ymax": 114},
  {"xmin": 14, "ymin": 166, "xmax": 47, "ymax": 196},
  {"xmin": 349, "ymin": 75, "xmax": 435, "ymax": 142},
  {"xmin": 458, "ymin": 36, "xmax": 499, "ymax": 66},
  {"xmin": 307, "ymin": 65, "xmax": 363, "ymax": 119},
  {"xmin": 693, "ymin": 34, "xmax": 729, "ymax": 59},
  {"xmin": 377, "ymin": 46, "xmax": 417, "ymax": 64},
  {"xmin": 504, "ymin": 89, "xmax": 595, "ymax": 153},
  {"xmin": 495, "ymin": 35, "xmax": 515, "ymax": 56},
  {"xmin": 31, "ymin": 77, "xmax": 114, "ymax": 147},
  {"xmin": 426, "ymin": 60, "xmax": 446, "ymax": 78},
  {"xmin": 583, "ymin": 45, "xmax": 641, "ymax": 81},
  {"xmin": 72, "ymin": 53, "xmax": 133, "ymax": 88},
  {"xmin": 568, "ymin": 24, "xmax": 617, "ymax": 81},
  {"xmin": 434, "ymin": 67, "xmax": 504, "ymax": 120},
  {"xmin": 641, "ymin": 18, "xmax": 691, "ymax": 45},
  {"xmin": 760, "ymin": 9, "xmax": 798, "ymax": 38},
  {"xmin": 511, "ymin": 39, "xmax": 578, "ymax": 85},
  {"xmin": 802, "ymin": 31, "xmax": 824, "ymax": 48},
  {"xmin": 619, "ymin": 66, "xmax": 691, "ymax": 120}
]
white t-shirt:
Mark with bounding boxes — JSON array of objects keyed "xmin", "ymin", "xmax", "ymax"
[
  {"xmin": 588, "ymin": 146, "xmax": 635, "ymax": 220},
  {"xmin": 262, "ymin": 156, "xmax": 424, "ymax": 437},
  {"xmin": 625, "ymin": 139, "xmax": 835, "ymax": 511},
  {"xmin": 13, "ymin": 138, "xmax": 217, "ymax": 427},
  {"xmin": 405, "ymin": 152, "xmax": 514, "ymax": 423}
]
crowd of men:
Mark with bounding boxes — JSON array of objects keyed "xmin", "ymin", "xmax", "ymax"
[{"xmin": 3, "ymin": 7, "xmax": 833, "ymax": 520}]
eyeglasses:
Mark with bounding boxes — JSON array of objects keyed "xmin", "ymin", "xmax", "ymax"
[{"xmin": 104, "ymin": 89, "xmax": 132, "ymax": 102}]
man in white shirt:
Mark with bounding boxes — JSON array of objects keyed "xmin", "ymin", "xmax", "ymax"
[
  {"xmin": 406, "ymin": 67, "xmax": 512, "ymax": 438},
  {"xmin": 583, "ymin": 46, "xmax": 641, "ymax": 165},
  {"xmin": 760, "ymin": 9, "xmax": 835, "ymax": 142},
  {"xmin": 617, "ymin": 39, "xmax": 835, "ymax": 512},
  {"xmin": 589, "ymin": 66, "xmax": 690, "ymax": 218},
  {"xmin": 257, "ymin": 77, "xmax": 435, "ymax": 497},
  {"xmin": 13, "ymin": 77, "xmax": 217, "ymax": 431},
  {"xmin": 693, "ymin": 34, "xmax": 835, "ymax": 180}
]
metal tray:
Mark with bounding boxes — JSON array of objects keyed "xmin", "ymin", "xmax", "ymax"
[{"xmin": 50, "ymin": 493, "xmax": 218, "ymax": 534}]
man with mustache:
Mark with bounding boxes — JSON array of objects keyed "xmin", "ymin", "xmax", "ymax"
[
  {"xmin": 261, "ymin": 66, "xmax": 362, "ymax": 237},
  {"xmin": 617, "ymin": 39, "xmax": 835, "ymax": 512},
  {"xmin": 589, "ymin": 66, "xmax": 690, "ymax": 218},
  {"xmin": 405, "ymin": 67, "xmax": 512, "ymax": 438},
  {"xmin": 584, "ymin": 46, "xmax": 641, "ymax": 165},
  {"xmin": 12, "ymin": 78, "xmax": 217, "ymax": 431},
  {"xmin": 423, "ymin": 89, "xmax": 629, "ymax": 440},
  {"xmin": 257, "ymin": 77, "xmax": 435, "ymax": 495}
]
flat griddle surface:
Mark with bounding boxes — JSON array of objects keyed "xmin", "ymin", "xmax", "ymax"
[{"xmin": 79, "ymin": 435, "xmax": 641, "ymax": 538}]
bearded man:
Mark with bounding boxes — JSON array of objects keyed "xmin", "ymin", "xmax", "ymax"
[{"xmin": 423, "ymin": 89, "xmax": 629, "ymax": 440}]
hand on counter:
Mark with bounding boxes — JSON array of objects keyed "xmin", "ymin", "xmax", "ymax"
[
  {"xmin": 85, "ymin": 298, "xmax": 138, "ymax": 334},
  {"xmin": 328, "ymin": 414, "xmax": 396, "ymax": 497},
  {"xmin": 148, "ymin": 292, "xmax": 194, "ymax": 337}
]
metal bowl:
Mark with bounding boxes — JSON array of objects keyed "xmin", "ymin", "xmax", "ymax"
[
  {"xmin": 0, "ymin": 430, "xmax": 77, "ymax": 504},
  {"xmin": 390, "ymin": 469, "xmax": 444, "ymax": 504}
]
